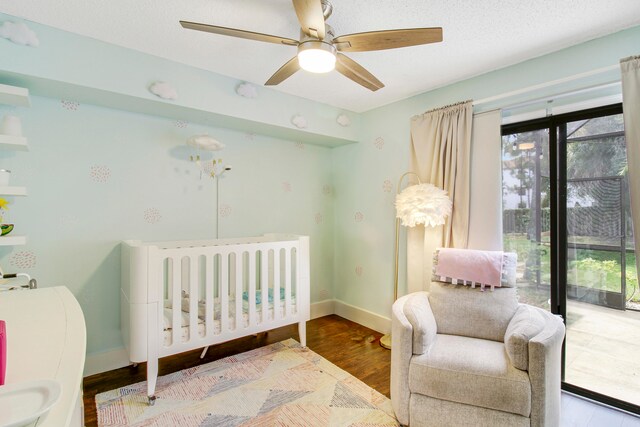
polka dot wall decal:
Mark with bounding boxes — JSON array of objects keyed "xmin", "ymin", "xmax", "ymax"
[
  {"xmin": 382, "ymin": 179, "xmax": 392, "ymax": 193},
  {"xmin": 143, "ymin": 207, "xmax": 162, "ymax": 224},
  {"xmin": 61, "ymin": 100, "xmax": 79, "ymax": 111},
  {"xmin": 355, "ymin": 266, "xmax": 363, "ymax": 276},
  {"xmin": 282, "ymin": 181, "xmax": 292, "ymax": 192},
  {"xmin": 89, "ymin": 165, "xmax": 111, "ymax": 183},
  {"xmin": 174, "ymin": 120, "xmax": 188, "ymax": 128},
  {"xmin": 245, "ymin": 132, "xmax": 256, "ymax": 140},
  {"xmin": 219, "ymin": 204, "xmax": 232, "ymax": 217},
  {"xmin": 354, "ymin": 212, "xmax": 364, "ymax": 222},
  {"xmin": 315, "ymin": 213, "xmax": 323, "ymax": 224},
  {"xmin": 322, "ymin": 185, "xmax": 333, "ymax": 196},
  {"xmin": 295, "ymin": 142, "xmax": 305, "ymax": 150},
  {"xmin": 10, "ymin": 251, "xmax": 36, "ymax": 269},
  {"xmin": 374, "ymin": 137, "xmax": 384, "ymax": 150}
]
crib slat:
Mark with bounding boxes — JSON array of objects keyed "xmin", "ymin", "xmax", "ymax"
[
  {"xmin": 235, "ymin": 252, "xmax": 243, "ymax": 330},
  {"xmin": 172, "ymin": 257, "xmax": 181, "ymax": 347},
  {"xmin": 285, "ymin": 247, "xmax": 292, "ymax": 318},
  {"xmin": 248, "ymin": 250, "xmax": 256, "ymax": 326},
  {"xmin": 293, "ymin": 246, "xmax": 299, "ymax": 316},
  {"xmin": 273, "ymin": 248, "xmax": 281, "ymax": 321},
  {"xmin": 220, "ymin": 252, "xmax": 229, "ymax": 334},
  {"xmin": 261, "ymin": 250, "xmax": 268, "ymax": 325},
  {"xmin": 205, "ymin": 255, "xmax": 214, "ymax": 338},
  {"xmin": 189, "ymin": 256, "xmax": 198, "ymax": 341}
]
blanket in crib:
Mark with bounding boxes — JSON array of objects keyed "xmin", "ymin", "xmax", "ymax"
[{"xmin": 162, "ymin": 294, "xmax": 296, "ymax": 330}]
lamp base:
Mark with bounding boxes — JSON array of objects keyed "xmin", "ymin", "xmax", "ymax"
[{"xmin": 379, "ymin": 334, "xmax": 392, "ymax": 350}]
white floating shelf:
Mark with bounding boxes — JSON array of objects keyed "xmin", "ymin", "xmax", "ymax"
[
  {"xmin": 0, "ymin": 134, "xmax": 29, "ymax": 151},
  {"xmin": 0, "ymin": 235, "xmax": 26, "ymax": 246},
  {"xmin": 0, "ymin": 186, "xmax": 27, "ymax": 196},
  {"xmin": 0, "ymin": 83, "xmax": 31, "ymax": 107}
]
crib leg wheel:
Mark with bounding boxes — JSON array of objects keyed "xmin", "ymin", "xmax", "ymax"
[
  {"xmin": 131, "ymin": 363, "xmax": 138, "ymax": 368},
  {"xmin": 148, "ymin": 395, "xmax": 157, "ymax": 406}
]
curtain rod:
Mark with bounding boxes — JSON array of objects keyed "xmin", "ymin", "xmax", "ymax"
[
  {"xmin": 472, "ymin": 64, "xmax": 619, "ymax": 107},
  {"xmin": 423, "ymin": 99, "xmax": 473, "ymax": 114},
  {"xmin": 497, "ymin": 80, "xmax": 621, "ymax": 112}
]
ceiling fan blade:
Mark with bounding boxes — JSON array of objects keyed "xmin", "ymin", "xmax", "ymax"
[
  {"xmin": 180, "ymin": 20, "xmax": 299, "ymax": 46},
  {"xmin": 292, "ymin": 0, "xmax": 326, "ymax": 40},
  {"xmin": 335, "ymin": 54, "xmax": 384, "ymax": 92},
  {"xmin": 265, "ymin": 56, "xmax": 300, "ymax": 86},
  {"xmin": 333, "ymin": 28, "xmax": 442, "ymax": 52}
]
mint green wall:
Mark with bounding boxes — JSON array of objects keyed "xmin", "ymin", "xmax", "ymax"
[
  {"xmin": 332, "ymin": 25, "xmax": 640, "ymax": 319},
  {"xmin": 0, "ymin": 97, "xmax": 334, "ymax": 354}
]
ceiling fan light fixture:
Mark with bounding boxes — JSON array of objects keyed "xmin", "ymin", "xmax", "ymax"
[{"xmin": 297, "ymin": 41, "xmax": 336, "ymax": 73}]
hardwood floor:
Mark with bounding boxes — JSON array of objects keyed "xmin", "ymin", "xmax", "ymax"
[{"xmin": 83, "ymin": 315, "xmax": 390, "ymax": 426}]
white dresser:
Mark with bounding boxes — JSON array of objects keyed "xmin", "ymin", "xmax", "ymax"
[{"xmin": 0, "ymin": 287, "xmax": 86, "ymax": 426}]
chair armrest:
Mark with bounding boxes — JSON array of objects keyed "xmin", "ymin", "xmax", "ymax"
[
  {"xmin": 391, "ymin": 293, "xmax": 414, "ymax": 426},
  {"xmin": 505, "ymin": 304, "xmax": 547, "ymax": 370},
  {"xmin": 528, "ymin": 308, "xmax": 565, "ymax": 427},
  {"xmin": 402, "ymin": 291, "xmax": 437, "ymax": 355},
  {"xmin": 391, "ymin": 292, "xmax": 437, "ymax": 425}
]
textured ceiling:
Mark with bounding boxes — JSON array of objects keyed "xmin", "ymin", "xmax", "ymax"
[{"xmin": 2, "ymin": 0, "xmax": 640, "ymax": 112}]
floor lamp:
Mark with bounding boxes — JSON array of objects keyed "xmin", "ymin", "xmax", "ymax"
[{"xmin": 379, "ymin": 172, "xmax": 452, "ymax": 350}]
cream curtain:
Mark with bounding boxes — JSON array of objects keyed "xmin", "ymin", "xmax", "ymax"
[
  {"xmin": 467, "ymin": 110, "xmax": 503, "ymax": 251},
  {"xmin": 407, "ymin": 101, "xmax": 473, "ymax": 293},
  {"xmin": 621, "ymin": 55, "xmax": 640, "ymax": 278}
]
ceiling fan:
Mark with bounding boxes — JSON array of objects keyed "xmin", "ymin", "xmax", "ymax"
[{"xmin": 180, "ymin": 0, "xmax": 442, "ymax": 92}]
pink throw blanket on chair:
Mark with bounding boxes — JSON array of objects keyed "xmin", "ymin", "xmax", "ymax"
[{"xmin": 434, "ymin": 248, "xmax": 504, "ymax": 289}]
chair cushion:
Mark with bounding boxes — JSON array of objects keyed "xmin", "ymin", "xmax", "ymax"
[
  {"xmin": 504, "ymin": 304, "xmax": 547, "ymax": 370},
  {"xmin": 428, "ymin": 282, "xmax": 519, "ymax": 342},
  {"xmin": 409, "ymin": 334, "xmax": 531, "ymax": 417}
]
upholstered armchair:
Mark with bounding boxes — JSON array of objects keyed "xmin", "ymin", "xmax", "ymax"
[{"xmin": 391, "ymin": 283, "xmax": 565, "ymax": 427}]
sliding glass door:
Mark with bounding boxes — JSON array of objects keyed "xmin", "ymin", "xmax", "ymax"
[{"xmin": 502, "ymin": 104, "xmax": 640, "ymax": 413}]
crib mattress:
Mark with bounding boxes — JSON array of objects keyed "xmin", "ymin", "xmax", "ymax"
[{"xmin": 162, "ymin": 298, "xmax": 296, "ymax": 346}]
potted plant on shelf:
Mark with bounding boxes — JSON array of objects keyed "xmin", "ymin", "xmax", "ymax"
[{"xmin": 0, "ymin": 198, "xmax": 14, "ymax": 236}]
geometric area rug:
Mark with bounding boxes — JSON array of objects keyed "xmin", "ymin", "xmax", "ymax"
[{"xmin": 96, "ymin": 339, "xmax": 400, "ymax": 426}]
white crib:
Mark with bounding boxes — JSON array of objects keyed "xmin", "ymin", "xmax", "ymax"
[{"xmin": 121, "ymin": 234, "xmax": 310, "ymax": 404}]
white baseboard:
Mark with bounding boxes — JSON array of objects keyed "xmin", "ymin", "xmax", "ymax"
[
  {"xmin": 84, "ymin": 347, "xmax": 131, "ymax": 377},
  {"xmin": 84, "ymin": 299, "xmax": 387, "ymax": 377},
  {"xmin": 310, "ymin": 299, "xmax": 335, "ymax": 319},
  {"xmin": 333, "ymin": 300, "xmax": 391, "ymax": 334}
]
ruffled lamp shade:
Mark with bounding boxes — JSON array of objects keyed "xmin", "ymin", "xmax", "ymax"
[{"xmin": 395, "ymin": 183, "xmax": 452, "ymax": 227}]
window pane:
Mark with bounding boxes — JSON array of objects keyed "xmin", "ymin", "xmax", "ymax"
[{"xmin": 502, "ymin": 129, "xmax": 550, "ymax": 310}]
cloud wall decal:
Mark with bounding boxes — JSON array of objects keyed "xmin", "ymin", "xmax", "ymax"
[
  {"xmin": 337, "ymin": 113, "xmax": 351, "ymax": 127},
  {"xmin": 149, "ymin": 81, "xmax": 178, "ymax": 100},
  {"xmin": 187, "ymin": 134, "xmax": 225, "ymax": 151},
  {"xmin": 291, "ymin": 114, "xmax": 308, "ymax": 129},
  {"xmin": 236, "ymin": 82, "xmax": 258, "ymax": 99},
  {"xmin": 0, "ymin": 21, "xmax": 39, "ymax": 47}
]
